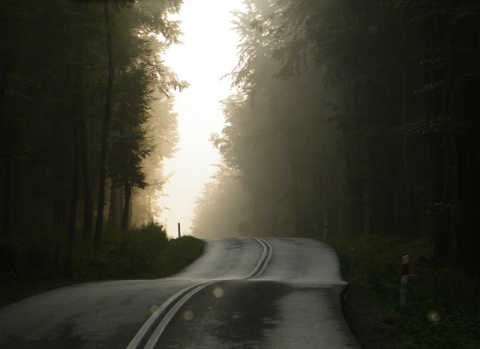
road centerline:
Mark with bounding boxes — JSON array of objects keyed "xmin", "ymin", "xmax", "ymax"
[{"xmin": 125, "ymin": 237, "xmax": 272, "ymax": 349}]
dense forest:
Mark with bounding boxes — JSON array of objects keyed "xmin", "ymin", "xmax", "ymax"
[
  {"xmin": 192, "ymin": 0, "xmax": 480, "ymax": 272},
  {"xmin": 0, "ymin": 0, "xmax": 186, "ymax": 273}
]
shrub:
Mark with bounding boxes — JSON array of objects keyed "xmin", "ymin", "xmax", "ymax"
[
  {"xmin": 326, "ymin": 235, "xmax": 480, "ymax": 349},
  {"xmin": 0, "ymin": 223, "xmax": 204, "ymax": 305}
]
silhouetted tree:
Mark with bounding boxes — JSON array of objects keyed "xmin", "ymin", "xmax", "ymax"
[{"xmin": 214, "ymin": 0, "xmax": 480, "ymax": 272}]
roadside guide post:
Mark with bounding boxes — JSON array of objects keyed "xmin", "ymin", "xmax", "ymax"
[{"xmin": 400, "ymin": 255, "xmax": 409, "ymax": 309}]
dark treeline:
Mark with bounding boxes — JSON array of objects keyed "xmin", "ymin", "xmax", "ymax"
[
  {"xmin": 197, "ymin": 0, "xmax": 479, "ymax": 271},
  {"xmin": 0, "ymin": 0, "xmax": 185, "ymax": 274}
]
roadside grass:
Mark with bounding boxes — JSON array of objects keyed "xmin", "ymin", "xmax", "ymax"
[
  {"xmin": 325, "ymin": 235, "xmax": 480, "ymax": 349},
  {"xmin": 0, "ymin": 222, "xmax": 204, "ymax": 306}
]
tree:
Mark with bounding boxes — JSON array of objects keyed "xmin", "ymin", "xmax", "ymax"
[
  {"xmin": 191, "ymin": 165, "xmax": 249, "ymax": 238},
  {"xmin": 220, "ymin": 0, "xmax": 480, "ymax": 272},
  {"xmin": 0, "ymin": 0, "xmax": 31, "ymax": 237},
  {"xmin": 95, "ymin": 0, "xmax": 186, "ymax": 241},
  {"xmin": 399, "ymin": 0, "xmax": 480, "ymax": 267},
  {"xmin": 0, "ymin": 0, "xmax": 187, "ymax": 275},
  {"xmin": 130, "ymin": 94, "xmax": 179, "ymax": 226}
]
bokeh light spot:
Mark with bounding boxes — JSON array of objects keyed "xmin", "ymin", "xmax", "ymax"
[
  {"xmin": 183, "ymin": 310, "xmax": 194, "ymax": 320},
  {"xmin": 213, "ymin": 287, "xmax": 224, "ymax": 298},
  {"xmin": 427, "ymin": 311, "xmax": 440, "ymax": 322}
]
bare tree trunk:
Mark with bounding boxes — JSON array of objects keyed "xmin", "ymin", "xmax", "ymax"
[
  {"xmin": 1, "ymin": 158, "xmax": 11, "ymax": 236},
  {"xmin": 400, "ymin": 16, "xmax": 419, "ymax": 237},
  {"xmin": 95, "ymin": 0, "xmax": 114, "ymax": 247},
  {"xmin": 429, "ymin": 66, "xmax": 452, "ymax": 263},
  {"xmin": 73, "ymin": 3, "xmax": 93, "ymax": 239},
  {"xmin": 454, "ymin": 17, "xmax": 480, "ymax": 272},
  {"xmin": 77, "ymin": 53, "xmax": 93, "ymax": 240},
  {"xmin": 79, "ymin": 113, "xmax": 93, "ymax": 239},
  {"xmin": 108, "ymin": 183, "xmax": 123, "ymax": 230},
  {"xmin": 121, "ymin": 183, "xmax": 131, "ymax": 230},
  {"xmin": 65, "ymin": 118, "xmax": 81, "ymax": 276}
]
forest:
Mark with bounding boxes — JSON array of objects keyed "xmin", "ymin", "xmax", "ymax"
[
  {"xmin": 192, "ymin": 0, "xmax": 480, "ymax": 273},
  {"xmin": 0, "ymin": 0, "xmax": 187, "ymax": 275},
  {"xmin": 1, "ymin": 0, "xmax": 479, "ymax": 279}
]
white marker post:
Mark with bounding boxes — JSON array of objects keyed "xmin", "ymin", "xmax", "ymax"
[{"xmin": 400, "ymin": 255, "xmax": 409, "ymax": 309}]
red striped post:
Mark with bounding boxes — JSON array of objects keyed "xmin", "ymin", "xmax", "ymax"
[{"xmin": 400, "ymin": 255, "xmax": 409, "ymax": 309}]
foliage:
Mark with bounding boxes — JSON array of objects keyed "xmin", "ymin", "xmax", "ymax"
[
  {"xmin": 207, "ymin": 0, "xmax": 480, "ymax": 273},
  {"xmin": 191, "ymin": 165, "xmax": 250, "ymax": 238},
  {"xmin": 328, "ymin": 235, "xmax": 480, "ymax": 349},
  {"xmin": 0, "ymin": 0, "xmax": 186, "ymax": 270},
  {"xmin": 0, "ymin": 223, "xmax": 204, "ymax": 305}
]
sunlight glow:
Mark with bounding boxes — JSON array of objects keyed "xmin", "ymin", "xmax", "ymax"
[{"xmin": 159, "ymin": 0, "xmax": 243, "ymax": 237}]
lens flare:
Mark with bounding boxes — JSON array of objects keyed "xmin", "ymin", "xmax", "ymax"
[
  {"xmin": 213, "ymin": 287, "xmax": 224, "ymax": 298},
  {"xmin": 183, "ymin": 310, "xmax": 194, "ymax": 320},
  {"xmin": 427, "ymin": 311, "xmax": 440, "ymax": 322}
]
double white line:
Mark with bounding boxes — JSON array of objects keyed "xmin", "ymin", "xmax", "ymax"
[{"xmin": 126, "ymin": 237, "xmax": 272, "ymax": 349}]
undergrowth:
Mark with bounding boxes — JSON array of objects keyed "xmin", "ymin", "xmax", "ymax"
[
  {"xmin": 326, "ymin": 235, "xmax": 480, "ymax": 349},
  {"xmin": 0, "ymin": 222, "xmax": 204, "ymax": 305}
]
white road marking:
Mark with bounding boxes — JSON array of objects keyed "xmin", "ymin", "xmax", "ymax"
[
  {"xmin": 126, "ymin": 237, "xmax": 272, "ymax": 349},
  {"xmin": 143, "ymin": 281, "xmax": 217, "ymax": 349},
  {"xmin": 246, "ymin": 238, "xmax": 273, "ymax": 278}
]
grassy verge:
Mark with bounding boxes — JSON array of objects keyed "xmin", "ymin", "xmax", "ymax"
[
  {"xmin": 324, "ymin": 235, "xmax": 480, "ymax": 349},
  {"xmin": 0, "ymin": 222, "xmax": 204, "ymax": 306}
]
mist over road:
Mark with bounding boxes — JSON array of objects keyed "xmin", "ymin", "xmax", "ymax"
[{"xmin": 0, "ymin": 238, "xmax": 359, "ymax": 348}]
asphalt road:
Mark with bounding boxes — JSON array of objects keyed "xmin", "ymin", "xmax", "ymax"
[{"xmin": 0, "ymin": 238, "xmax": 360, "ymax": 348}]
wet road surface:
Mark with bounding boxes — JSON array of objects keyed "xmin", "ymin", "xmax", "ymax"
[{"xmin": 0, "ymin": 238, "xmax": 360, "ymax": 348}]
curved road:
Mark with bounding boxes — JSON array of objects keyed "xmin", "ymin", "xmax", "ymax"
[{"xmin": 0, "ymin": 238, "xmax": 360, "ymax": 348}]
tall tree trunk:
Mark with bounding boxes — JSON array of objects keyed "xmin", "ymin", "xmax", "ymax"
[
  {"xmin": 1, "ymin": 61, "xmax": 12, "ymax": 237},
  {"xmin": 353, "ymin": 86, "xmax": 365, "ymax": 234},
  {"xmin": 430, "ymin": 137, "xmax": 450, "ymax": 261},
  {"xmin": 73, "ymin": 4, "xmax": 93, "ymax": 239},
  {"xmin": 1, "ymin": 158, "xmax": 11, "ymax": 236},
  {"xmin": 400, "ymin": 18, "xmax": 419, "ymax": 237},
  {"xmin": 121, "ymin": 183, "xmax": 131, "ymax": 230},
  {"xmin": 454, "ymin": 16, "xmax": 480, "ymax": 272},
  {"xmin": 95, "ymin": 0, "xmax": 114, "ymax": 247},
  {"xmin": 108, "ymin": 183, "xmax": 122, "ymax": 230},
  {"xmin": 65, "ymin": 119, "xmax": 81, "ymax": 276},
  {"xmin": 79, "ymin": 109, "xmax": 93, "ymax": 239},
  {"xmin": 430, "ymin": 76, "xmax": 452, "ymax": 262},
  {"xmin": 455, "ymin": 132, "xmax": 479, "ymax": 272},
  {"xmin": 51, "ymin": 120, "xmax": 70, "ymax": 232}
]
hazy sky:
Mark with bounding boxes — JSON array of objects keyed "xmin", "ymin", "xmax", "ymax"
[{"xmin": 160, "ymin": 0, "xmax": 242, "ymax": 237}]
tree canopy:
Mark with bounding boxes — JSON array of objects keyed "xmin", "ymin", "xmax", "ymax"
[
  {"xmin": 0, "ymin": 0, "xmax": 186, "ymax": 273},
  {"xmin": 195, "ymin": 0, "xmax": 480, "ymax": 272}
]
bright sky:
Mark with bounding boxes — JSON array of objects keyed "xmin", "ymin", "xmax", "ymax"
[{"xmin": 160, "ymin": 0, "xmax": 242, "ymax": 237}]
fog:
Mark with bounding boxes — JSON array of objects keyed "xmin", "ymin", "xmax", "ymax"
[
  {"xmin": 1, "ymin": 2, "xmax": 479, "ymax": 347},
  {"xmin": 160, "ymin": 0, "xmax": 244, "ymax": 238},
  {"xmin": 168, "ymin": 0, "xmax": 480, "ymax": 265},
  {"xmin": 1, "ymin": 0, "xmax": 479, "ymax": 267}
]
